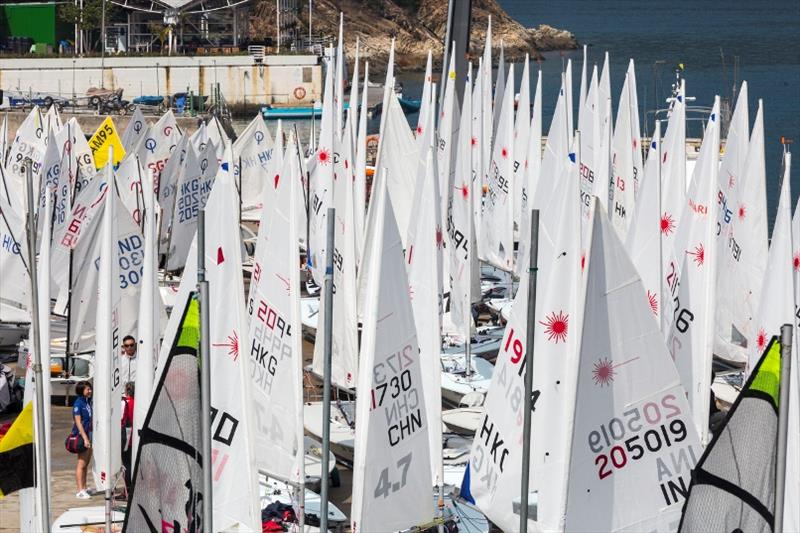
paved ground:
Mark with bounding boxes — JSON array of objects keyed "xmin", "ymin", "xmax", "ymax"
[{"xmin": 0, "ymin": 341, "xmax": 353, "ymax": 532}]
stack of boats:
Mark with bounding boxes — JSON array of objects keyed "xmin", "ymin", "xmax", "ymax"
[{"xmin": 2, "ymin": 11, "xmax": 798, "ymax": 533}]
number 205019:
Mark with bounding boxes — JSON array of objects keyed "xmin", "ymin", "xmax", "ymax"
[{"xmin": 588, "ymin": 394, "xmax": 681, "ymax": 453}]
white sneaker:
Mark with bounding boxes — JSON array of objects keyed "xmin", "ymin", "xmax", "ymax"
[{"xmin": 76, "ymin": 490, "xmax": 91, "ymax": 499}]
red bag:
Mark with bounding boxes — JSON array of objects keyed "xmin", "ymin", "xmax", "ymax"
[{"xmin": 65, "ymin": 433, "xmax": 86, "ymax": 454}]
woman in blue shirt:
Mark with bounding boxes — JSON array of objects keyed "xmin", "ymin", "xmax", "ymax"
[{"xmin": 71, "ymin": 381, "xmax": 93, "ymax": 499}]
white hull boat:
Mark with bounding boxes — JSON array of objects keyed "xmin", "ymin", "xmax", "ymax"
[
  {"xmin": 52, "ymin": 506, "xmax": 125, "ymax": 532},
  {"xmin": 440, "ymin": 354, "xmax": 494, "ymax": 406},
  {"xmin": 442, "ymin": 407, "xmax": 483, "ymax": 436},
  {"xmin": 303, "ymin": 400, "xmax": 355, "ymax": 465}
]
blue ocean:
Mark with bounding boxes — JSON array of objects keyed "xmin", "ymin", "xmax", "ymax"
[{"xmin": 397, "ymin": 0, "xmax": 799, "ymax": 220}]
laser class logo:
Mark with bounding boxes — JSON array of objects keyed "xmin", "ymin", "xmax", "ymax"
[{"xmin": 540, "ymin": 310, "xmax": 569, "ymax": 344}]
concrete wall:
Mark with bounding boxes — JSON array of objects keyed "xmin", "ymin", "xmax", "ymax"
[{"xmin": 0, "ymin": 55, "xmax": 323, "ymax": 106}]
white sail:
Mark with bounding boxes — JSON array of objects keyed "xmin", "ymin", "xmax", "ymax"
[
  {"xmin": 201, "ymin": 166, "xmax": 261, "ymax": 530},
  {"xmin": 579, "ymin": 45, "xmax": 588, "ymax": 116},
  {"xmin": 716, "ymin": 97, "xmax": 768, "ymax": 365},
  {"xmin": 663, "ymin": 99, "xmax": 720, "ymax": 444},
  {"xmin": 609, "ymin": 67, "xmax": 638, "ymax": 240},
  {"xmin": 312, "ymin": 109, "xmax": 360, "ymax": 390},
  {"xmin": 64, "ymin": 179, "xmax": 143, "ymax": 354},
  {"xmin": 598, "ymin": 52, "xmax": 612, "ymax": 137},
  {"xmin": 115, "ymin": 154, "xmax": 146, "ymax": 226},
  {"xmin": 307, "ymin": 59, "xmax": 335, "ymax": 281},
  {"xmin": 533, "ymin": 75, "xmax": 569, "ymax": 211},
  {"xmin": 513, "ymin": 55, "xmax": 531, "ymax": 238},
  {"xmin": 480, "ymin": 20, "xmax": 493, "ymax": 205},
  {"xmin": 166, "ymin": 140, "xmax": 218, "ymax": 270},
  {"xmin": 467, "ymin": 140, "xmax": 582, "ymax": 532},
  {"xmin": 480, "ymin": 63, "xmax": 515, "ymax": 271},
  {"xmin": 471, "ymin": 58, "xmax": 485, "ymax": 242},
  {"xmin": 749, "ymin": 151, "xmax": 793, "ymax": 373},
  {"xmin": 626, "ymin": 121, "xmax": 663, "ymax": 322},
  {"xmin": 334, "ymin": 14, "xmax": 345, "ymax": 139},
  {"xmin": 437, "ymin": 47, "xmax": 458, "ymax": 235},
  {"xmin": 246, "ymin": 124, "xmax": 285, "ymax": 326},
  {"xmin": 353, "ymin": 62, "xmax": 370, "ymax": 266},
  {"xmin": 712, "ymin": 82, "xmax": 751, "ymax": 361},
  {"xmin": 348, "ymin": 37, "xmax": 361, "ymax": 146},
  {"xmin": 246, "ymin": 134, "xmax": 305, "ymax": 485},
  {"xmin": 156, "ymin": 134, "xmax": 189, "ymax": 254},
  {"xmin": 6, "ymin": 107, "xmax": 46, "ymax": 205},
  {"xmin": 493, "ymin": 41, "xmax": 506, "ymax": 139},
  {"xmin": 592, "ymin": 96, "xmax": 612, "ymax": 221},
  {"xmin": 515, "ymin": 68, "xmax": 543, "ymax": 280},
  {"xmin": 565, "ymin": 58, "xmax": 574, "ymax": 135},
  {"xmin": 50, "ymin": 170, "xmax": 106, "ymax": 309},
  {"xmin": 92, "ymin": 170, "xmax": 123, "ymax": 492},
  {"xmin": 34, "ymin": 131, "xmax": 60, "ymax": 245},
  {"xmin": 49, "ymin": 126, "xmax": 75, "ymax": 253},
  {"xmin": 0, "ymin": 190, "xmax": 29, "ymax": 323},
  {"xmin": 132, "ymin": 168, "xmax": 159, "ymax": 470},
  {"xmin": 351, "ymin": 177, "xmax": 433, "ymax": 532},
  {"xmin": 407, "ymin": 92, "xmax": 443, "ymax": 484},
  {"xmin": 565, "ymin": 200, "xmax": 702, "ymax": 532},
  {"xmin": 415, "ymin": 51, "xmax": 433, "ymax": 152},
  {"xmin": 627, "ymin": 61, "xmax": 644, "ymax": 197},
  {"xmin": 137, "ymin": 110, "xmax": 182, "ymax": 197},
  {"xmin": 357, "ymin": 87, "xmax": 417, "ymax": 318},
  {"xmin": 233, "ymin": 114, "xmax": 275, "ymax": 217},
  {"xmin": 449, "ymin": 66, "xmax": 477, "ymax": 336},
  {"xmin": 44, "ymin": 104, "xmax": 62, "ymax": 133},
  {"xmin": 121, "ymin": 107, "xmax": 149, "ymax": 152},
  {"xmin": 206, "ymin": 116, "xmax": 230, "ymax": 163},
  {"xmin": 578, "ymin": 66, "xmax": 600, "ymax": 222},
  {"xmin": 658, "ymin": 80, "xmax": 687, "ymax": 332}
]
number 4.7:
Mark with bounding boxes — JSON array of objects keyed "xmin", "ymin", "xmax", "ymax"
[{"xmin": 373, "ymin": 453, "xmax": 412, "ymax": 499}]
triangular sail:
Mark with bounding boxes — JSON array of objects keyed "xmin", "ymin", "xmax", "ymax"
[
  {"xmin": 565, "ymin": 201, "xmax": 701, "ymax": 532},
  {"xmin": 678, "ymin": 338, "xmax": 783, "ymax": 533},
  {"xmin": 351, "ymin": 178, "xmax": 433, "ymax": 532},
  {"xmin": 124, "ymin": 295, "xmax": 204, "ymax": 533},
  {"xmin": 166, "ymin": 141, "xmax": 218, "ymax": 270},
  {"xmin": 407, "ymin": 96, "xmax": 443, "ymax": 484},
  {"xmin": 663, "ymin": 99, "xmax": 720, "ymax": 444},
  {"xmin": 233, "ymin": 114, "xmax": 275, "ymax": 218},
  {"xmin": 467, "ymin": 137, "xmax": 581, "ymax": 532},
  {"xmin": 625, "ymin": 121, "xmax": 662, "ymax": 322},
  {"xmin": 311, "ymin": 118, "xmax": 360, "ymax": 389},
  {"xmin": 92, "ymin": 180, "xmax": 123, "ymax": 492},
  {"xmin": 480, "ymin": 63, "xmax": 515, "ymax": 271},
  {"xmin": 121, "ymin": 107, "xmax": 149, "ymax": 152}
]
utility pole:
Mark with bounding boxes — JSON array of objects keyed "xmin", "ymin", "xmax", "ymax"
[{"xmin": 100, "ymin": 0, "xmax": 106, "ymax": 88}]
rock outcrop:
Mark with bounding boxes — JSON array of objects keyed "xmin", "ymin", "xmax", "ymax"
[{"xmin": 249, "ymin": 0, "xmax": 578, "ymax": 72}]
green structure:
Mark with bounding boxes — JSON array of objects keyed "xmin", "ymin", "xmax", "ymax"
[{"xmin": 0, "ymin": 2, "xmax": 70, "ymax": 49}]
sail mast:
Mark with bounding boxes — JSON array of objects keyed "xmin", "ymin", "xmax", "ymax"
[{"xmin": 24, "ymin": 160, "xmax": 50, "ymax": 533}]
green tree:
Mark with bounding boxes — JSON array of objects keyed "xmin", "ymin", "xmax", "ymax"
[{"xmin": 58, "ymin": 0, "xmax": 117, "ymax": 32}]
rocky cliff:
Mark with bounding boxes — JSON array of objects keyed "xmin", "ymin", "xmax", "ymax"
[{"xmin": 249, "ymin": 0, "xmax": 578, "ymax": 72}]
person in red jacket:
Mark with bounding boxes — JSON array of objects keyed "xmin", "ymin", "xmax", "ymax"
[{"xmin": 120, "ymin": 381, "xmax": 135, "ymax": 489}]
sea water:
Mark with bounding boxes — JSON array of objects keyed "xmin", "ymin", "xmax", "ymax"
[{"xmin": 503, "ymin": 0, "xmax": 799, "ymax": 219}]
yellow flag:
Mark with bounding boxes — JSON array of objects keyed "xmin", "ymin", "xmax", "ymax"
[
  {"xmin": 0, "ymin": 401, "xmax": 35, "ymax": 498},
  {"xmin": 89, "ymin": 116, "xmax": 125, "ymax": 169}
]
